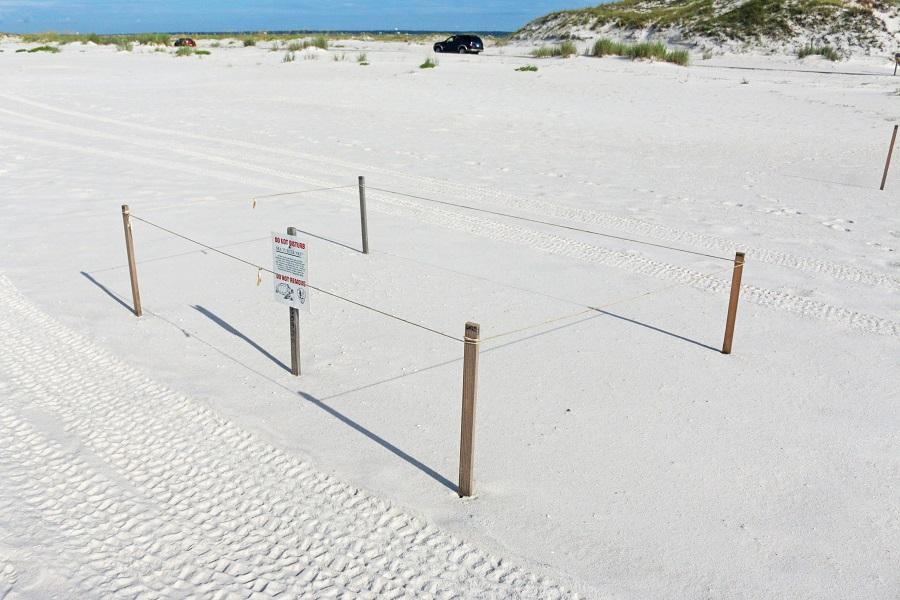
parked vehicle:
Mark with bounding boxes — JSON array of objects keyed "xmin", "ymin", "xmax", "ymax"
[
  {"xmin": 174, "ymin": 38, "xmax": 196, "ymax": 47},
  {"xmin": 433, "ymin": 35, "xmax": 483, "ymax": 55}
]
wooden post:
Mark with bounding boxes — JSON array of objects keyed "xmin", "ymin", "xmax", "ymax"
[
  {"xmin": 894, "ymin": 54, "xmax": 899, "ymax": 76},
  {"xmin": 358, "ymin": 176, "xmax": 369, "ymax": 254},
  {"xmin": 287, "ymin": 226, "xmax": 301, "ymax": 376},
  {"xmin": 880, "ymin": 125, "xmax": 898, "ymax": 191},
  {"xmin": 120, "ymin": 205, "xmax": 143, "ymax": 317},
  {"xmin": 721, "ymin": 252, "xmax": 745, "ymax": 355},
  {"xmin": 458, "ymin": 321, "xmax": 480, "ymax": 497}
]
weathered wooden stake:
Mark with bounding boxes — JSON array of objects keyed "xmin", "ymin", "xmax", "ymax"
[
  {"xmin": 458, "ymin": 321, "xmax": 480, "ymax": 498},
  {"xmin": 880, "ymin": 125, "xmax": 898, "ymax": 191},
  {"xmin": 722, "ymin": 252, "xmax": 745, "ymax": 355},
  {"xmin": 358, "ymin": 176, "xmax": 370, "ymax": 254},
  {"xmin": 894, "ymin": 54, "xmax": 899, "ymax": 76},
  {"xmin": 121, "ymin": 205, "xmax": 143, "ymax": 317},
  {"xmin": 287, "ymin": 226, "xmax": 302, "ymax": 376}
]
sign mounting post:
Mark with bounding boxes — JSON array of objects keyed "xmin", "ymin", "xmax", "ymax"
[{"xmin": 272, "ymin": 227, "xmax": 309, "ymax": 376}]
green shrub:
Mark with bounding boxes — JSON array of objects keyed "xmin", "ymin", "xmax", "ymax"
[
  {"xmin": 516, "ymin": 64, "xmax": 539, "ymax": 72},
  {"xmin": 420, "ymin": 57, "xmax": 437, "ymax": 69},
  {"xmin": 115, "ymin": 40, "xmax": 133, "ymax": 52},
  {"xmin": 286, "ymin": 41, "xmax": 303, "ymax": 52},
  {"xmin": 531, "ymin": 40, "xmax": 578, "ymax": 58},
  {"xmin": 194, "ymin": 49, "xmax": 211, "ymax": 56},
  {"xmin": 28, "ymin": 45, "xmax": 61, "ymax": 53},
  {"xmin": 133, "ymin": 33, "xmax": 170, "ymax": 46},
  {"xmin": 590, "ymin": 38, "xmax": 627, "ymax": 56},
  {"xmin": 625, "ymin": 41, "xmax": 669, "ymax": 60},
  {"xmin": 357, "ymin": 52, "xmax": 369, "ymax": 65},
  {"xmin": 798, "ymin": 44, "xmax": 840, "ymax": 61},
  {"xmin": 310, "ymin": 35, "xmax": 328, "ymax": 50},
  {"xmin": 587, "ymin": 38, "xmax": 688, "ymax": 65},
  {"xmin": 175, "ymin": 46, "xmax": 194, "ymax": 57},
  {"xmin": 242, "ymin": 38, "xmax": 256, "ymax": 47},
  {"xmin": 666, "ymin": 48, "xmax": 690, "ymax": 65}
]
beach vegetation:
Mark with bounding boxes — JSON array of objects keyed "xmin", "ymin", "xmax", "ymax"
[
  {"xmin": 20, "ymin": 32, "xmax": 170, "ymax": 46},
  {"xmin": 243, "ymin": 37, "xmax": 257, "ymax": 47},
  {"xmin": 26, "ymin": 45, "xmax": 61, "ymax": 53},
  {"xmin": 587, "ymin": 37, "xmax": 689, "ymax": 65},
  {"xmin": 517, "ymin": 0, "xmax": 885, "ymax": 48},
  {"xmin": 797, "ymin": 44, "xmax": 840, "ymax": 60},
  {"xmin": 589, "ymin": 38, "xmax": 627, "ymax": 56},
  {"xmin": 420, "ymin": 57, "xmax": 438, "ymax": 68},
  {"xmin": 531, "ymin": 40, "xmax": 578, "ymax": 58},
  {"xmin": 175, "ymin": 46, "xmax": 195, "ymax": 56},
  {"xmin": 283, "ymin": 51, "xmax": 296, "ymax": 63},
  {"xmin": 516, "ymin": 64, "xmax": 539, "ymax": 72},
  {"xmin": 357, "ymin": 52, "xmax": 369, "ymax": 65}
]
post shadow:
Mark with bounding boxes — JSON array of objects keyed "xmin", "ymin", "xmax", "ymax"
[
  {"xmin": 595, "ymin": 309, "xmax": 720, "ymax": 353},
  {"xmin": 80, "ymin": 271, "xmax": 135, "ymax": 314},
  {"xmin": 297, "ymin": 391, "xmax": 458, "ymax": 493},
  {"xmin": 192, "ymin": 305, "xmax": 291, "ymax": 373}
]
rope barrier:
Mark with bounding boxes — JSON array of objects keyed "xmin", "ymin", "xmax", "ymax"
[
  {"xmin": 129, "ymin": 214, "xmax": 741, "ymax": 348},
  {"xmin": 251, "ymin": 185, "xmax": 357, "ymax": 204},
  {"xmin": 130, "ymin": 214, "xmax": 464, "ymax": 343},
  {"xmin": 480, "ymin": 262, "xmax": 741, "ymax": 343},
  {"xmin": 367, "ymin": 186, "xmax": 733, "ymax": 262},
  {"xmin": 139, "ymin": 185, "xmax": 358, "ymax": 214}
]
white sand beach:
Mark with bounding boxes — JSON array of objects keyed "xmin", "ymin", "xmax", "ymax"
[{"xmin": 1, "ymin": 37, "xmax": 898, "ymax": 598}]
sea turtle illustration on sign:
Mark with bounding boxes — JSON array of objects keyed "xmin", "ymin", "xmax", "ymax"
[{"xmin": 276, "ymin": 282, "xmax": 294, "ymax": 302}]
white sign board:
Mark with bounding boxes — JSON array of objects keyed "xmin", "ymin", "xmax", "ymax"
[{"xmin": 272, "ymin": 231, "xmax": 310, "ymax": 311}]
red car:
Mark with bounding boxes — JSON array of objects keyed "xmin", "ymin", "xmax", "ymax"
[{"xmin": 174, "ymin": 38, "xmax": 196, "ymax": 47}]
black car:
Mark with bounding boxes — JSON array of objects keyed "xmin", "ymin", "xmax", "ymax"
[{"xmin": 433, "ymin": 35, "xmax": 483, "ymax": 54}]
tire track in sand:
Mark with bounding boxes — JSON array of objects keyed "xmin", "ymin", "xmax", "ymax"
[
  {"xmin": 3, "ymin": 126, "xmax": 898, "ymax": 338},
  {"xmin": 1, "ymin": 94, "xmax": 895, "ymax": 290},
  {"xmin": 0, "ymin": 274, "xmax": 579, "ymax": 599}
]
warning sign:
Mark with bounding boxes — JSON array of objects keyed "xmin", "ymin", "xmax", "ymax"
[{"xmin": 272, "ymin": 231, "xmax": 310, "ymax": 311}]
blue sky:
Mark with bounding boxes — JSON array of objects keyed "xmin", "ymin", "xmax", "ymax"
[{"xmin": 0, "ymin": 1, "xmax": 593, "ymax": 33}]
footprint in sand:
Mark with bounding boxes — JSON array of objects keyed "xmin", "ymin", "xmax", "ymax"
[
  {"xmin": 822, "ymin": 218, "xmax": 853, "ymax": 232},
  {"xmin": 867, "ymin": 241, "xmax": 896, "ymax": 252},
  {"xmin": 762, "ymin": 207, "xmax": 802, "ymax": 216}
]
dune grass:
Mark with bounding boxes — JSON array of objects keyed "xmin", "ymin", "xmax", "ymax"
[
  {"xmin": 357, "ymin": 52, "xmax": 369, "ymax": 65},
  {"xmin": 589, "ymin": 38, "xmax": 628, "ymax": 56},
  {"xmin": 22, "ymin": 45, "xmax": 61, "ymax": 53},
  {"xmin": 797, "ymin": 44, "xmax": 840, "ymax": 60},
  {"xmin": 516, "ymin": 64, "xmax": 539, "ymax": 72},
  {"xmin": 531, "ymin": 40, "xmax": 578, "ymax": 58},
  {"xmin": 20, "ymin": 32, "xmax": 170, "ymax": 46},
  {"xmin": 420, "ymin": 57, "xmax": 438, "ymax": 69},
  {"xmin": 588, "ymin": 37, "xmax": 689, "ymax": 65},
  {"xmin": 242, "ymin": 38, "xmax": 257, "ymax": 47}
]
